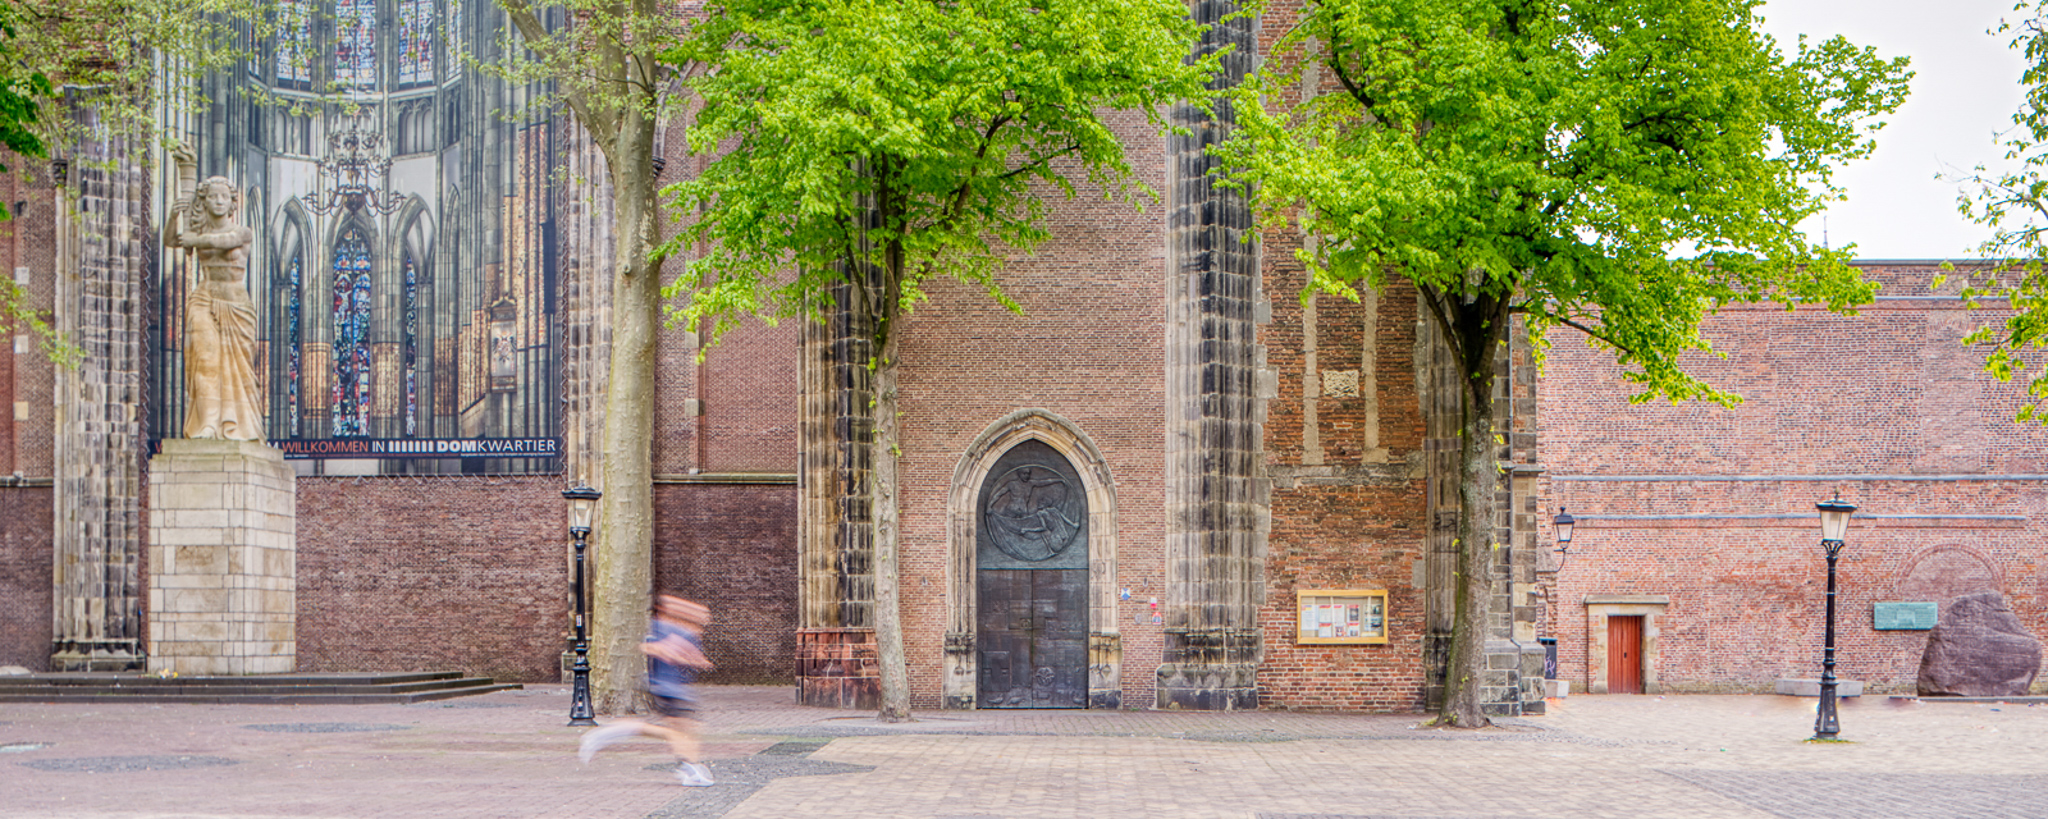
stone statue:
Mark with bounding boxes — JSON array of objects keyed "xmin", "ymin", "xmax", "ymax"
[{"xmin": 165, "ymin": 144, "xmax": 263, "ymax": 441}]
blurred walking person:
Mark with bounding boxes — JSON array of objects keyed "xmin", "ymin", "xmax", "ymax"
[{"xmin": 578, "ymin": 595, "xmax": 716, "ymax": 786}]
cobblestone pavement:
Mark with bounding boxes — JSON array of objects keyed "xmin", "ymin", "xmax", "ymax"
[{"xmin": 4, "ymin": 686, "xmax": 2046, "ymax": 818}]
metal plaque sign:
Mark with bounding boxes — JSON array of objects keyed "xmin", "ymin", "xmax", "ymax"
[{"xmin": 1873, "ymin": 601, "xmax": 1939, "ymax": 630}]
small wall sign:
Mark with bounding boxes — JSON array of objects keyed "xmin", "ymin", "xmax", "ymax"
[
  {"xmin": 1296, "ymin": 589, "xmax": 1389, "ymax": 645},
  {"xmin": 1873, "ymin": 601, "xmax": 1939, "ymax": 631}
]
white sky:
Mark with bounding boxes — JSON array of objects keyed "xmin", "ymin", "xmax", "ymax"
[{"xmin": 1761, "ymin": 0, "xmax": 2032, "ymax": 260}]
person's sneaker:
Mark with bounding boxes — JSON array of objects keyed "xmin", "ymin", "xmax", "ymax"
[
  {"xmin": 674, "ymin": 761, "xmax": 713, "ymax": 787},
  {"xmin": 577, "ymin": 723, "xmax": 640, "ymax": 764}
]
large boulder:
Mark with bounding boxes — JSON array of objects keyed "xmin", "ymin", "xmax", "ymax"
[{"xmin": 1917, "ymin": 592, "xmax": 2043, "ymax": 697}]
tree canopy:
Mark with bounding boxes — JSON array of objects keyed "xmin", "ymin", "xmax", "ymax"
[
  {"xmin": 660, "ymin": 0, "xmax": 1214, "ymax": 339},
  {"xmin": 1952, "ymin": 1, "xmax": 2048, "ymax": 422},
  {"xmin": 1222, "ymin": 0, "xmax": 1910, "ymax": 400},
  {"xmin": 0, "ymin": 0, "xmax": 273, "ymax": 363},
  {"xmin": 1217, "ymin": 0, "xmax": 1909, "ymax": 725}
]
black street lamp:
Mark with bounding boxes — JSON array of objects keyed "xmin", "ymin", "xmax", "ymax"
[
  {"xmin": 1811, "ymin": 493, "xmax": 1857, "ymax": 740},
  {"xmin": 564, "ymin": 483, "xmax": 602, "ymax": 726},
  {"xmin": 1552, "ymin": 507, "xmax": 1576, "ymax": 568}
]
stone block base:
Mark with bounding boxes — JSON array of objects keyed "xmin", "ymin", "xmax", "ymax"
[
  {"xmin": 1776, "ymin": 678, "xmax": 1865, "ymax": 697},
  {"xmin": 1483, "ymin": 640, "xmax": 1549, "ymax": 717},
  {"xmin": 1088, "ymin": 632, "xmax": 1122, "ymax": 710},
  {"xmin": 51, "ymin": 642, "xmax": 145, "ymax": 672},
  {"xmin": 1155, "ymin": 662, "xmax": 1258, "ymax": 710},
  {"xmin": 146, "ymin": 440, "xmax": 297, "ymax": 676},
  {"xmin": 1426, "ymin": 636, "xmax": 1548, "ymax": 717},
  {"xmin": 796, "ymin": 627, "xmax": 879, "ymax": 709}
]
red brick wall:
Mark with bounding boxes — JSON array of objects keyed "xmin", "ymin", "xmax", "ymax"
[
  {"xmin": 646, "ymin": 133, "xmax": 802, "ymax": 684},
  {"xmin": 652, "ymin": 482, "xmax": 798, "ymax": 683},
  {"xmin": 1, "ymin": 170, "xmax": 71, "ymax": 671},
  {"xmin": 1542, "ymin": 262, "xmax": 2048, "ymax": 694},
  {"xmin": 4, "ymin": 169, "xmax": 59, "ymax": 479},
  {"xmin": 1261, "ymin": 484, "xmax": 1431, "ymax": 710},
  {"xmin": 1257, "ymin": 239, "xmax": 1436, "ymax": 711},
  {"xmin": 295, "ymin": 476, "xmax": 568, "ymax": 682},
  {"xmin": 652, "ymin": 119, "xmax": 801, "ymax": 479},
  {"xmin": 651, "ymin": 316, "xmax": 800, "ymax": 476},
  {"xmin": 0, "ymin": 464, "xmax": 798, "ymax": 685},
  {"xmin": 0, "ymin": 486, "xmax": 51, "ymax": 670}
]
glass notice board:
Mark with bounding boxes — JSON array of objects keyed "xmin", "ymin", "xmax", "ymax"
[{"xmin": 1296, "ymin": 589, "xmax": 1389, "ymax": 645}]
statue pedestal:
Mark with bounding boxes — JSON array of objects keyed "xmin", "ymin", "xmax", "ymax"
[{"xmin": 146, "ymin": 439, "xmax": 297, "ymax": 675}]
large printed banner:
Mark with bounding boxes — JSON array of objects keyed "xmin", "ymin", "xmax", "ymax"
[
  {"xmin": 149, "ymin": 0, "xmax": 565, "ymax": 475},
  {"xmin": 271, "ymin": 437, "xmax": 562, "ymax": 459}
]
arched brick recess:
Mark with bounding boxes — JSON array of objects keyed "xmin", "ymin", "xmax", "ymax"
[
  {"xmin": 1894, "ymin": 544, "xmax": 2002, "ymax": 603},
  {"xmin": 944, "ymin": 410, "xmax": 1120, "ymax": 709}
]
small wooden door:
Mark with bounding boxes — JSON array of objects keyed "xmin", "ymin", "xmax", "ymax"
[{"xmin": 1608, "ymin": 615, "xmax": 1644, "ymax": 694}]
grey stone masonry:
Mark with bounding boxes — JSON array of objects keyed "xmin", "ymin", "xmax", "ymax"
[
  {"xmin": 50, "ymin": 108, "xmax": 150, "ymax": 673},
  {"xmin": 146, "ymin": 439, "xmax": 297, "ymax": 675},
  {"xmin": 799, "ymin": 276, "xmax": 877, "ymax": 634},
  {"xmin": 560, "ymin": 128, "xmax": 615, "ymax": 488},
  {"xmin": 1417, "ymin": 316, "xmax": 1544, "ymax": 717},
  {"xmin": 794, "ymin": 271, "xmax": 883, "ymax": 709},
  {"xmin": 1159, "ymin": 0, "xmax": 1267, "ymax": 711}
]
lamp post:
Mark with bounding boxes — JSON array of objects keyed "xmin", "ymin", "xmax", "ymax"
[
  {"xmin": 563, "ymin": 483, "xmax": 602, "ymax": 726},
  {"xmin": 1811, "ymin": 494, "xmax": 1857, "ymax": 740},
  {"xmin": 1552, "ymin": 507, "xmax": 1576, "ymax": 568}
]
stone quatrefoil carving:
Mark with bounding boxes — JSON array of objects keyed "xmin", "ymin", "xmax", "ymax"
[{"xmin": 980, "ymin": 463, "xmax": 1083, "ymax": 562}]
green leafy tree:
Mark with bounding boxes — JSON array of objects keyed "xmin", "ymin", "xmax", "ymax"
[
  {"xmin": 0, "ymin": 1, "xmax": 50, "ymax": 357},
  {"xmin": 493, "ymin": 0, "xmax": 688, "ymax": 713},
  {"xmin": 1216, "ymin": 0, "xmax": 1908, "ymax": 726},
  {"xmin": 661, "ymin": 0, "xmax": 1216, "ymax": 720},
  {"xmin": 0, "ymin": 4, "xmax": 49, "ymax": 192},
  {"xmin": 1952, "ymin": 2, "xmax": 2048, "ymax": 421},
  {"xmin": 0, "ymin": 0, "xmax": 269, "ymax": 362}
]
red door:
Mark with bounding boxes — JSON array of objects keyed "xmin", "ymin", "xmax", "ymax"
[{"xmin": 1608, "ymin": 615, "xmax": 1643, "ymax": 694}]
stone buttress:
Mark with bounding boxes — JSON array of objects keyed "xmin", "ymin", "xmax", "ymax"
[{"xmin": 1158, "ymin": 0, "xmax": 1268, "ymax": 710}]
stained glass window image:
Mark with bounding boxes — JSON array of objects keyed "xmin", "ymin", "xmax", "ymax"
[
  {"xmin": 402, "ymin": 252, "xmax": 419, "ymax": 436},
  {"xmin": 331, "ymin": 228, "xmax": 374, "ymax": 437},
  {"xmin": 335, "ymin": 0, "xmax": 378, "ymax": 91},
  {"xmin": 448, "ymin": 0, "xmax": 463, "ymax": 54},
  {"xmin": 397, "ymin": 0, "xmax": 434, "ymax": 86},
  {"xmin": 284, "ymin": 253, "xmax": 303, "ymax": 437},
  {"xmin": 275, "ymin": 0, "xmax": 310, "ymax": 84}
]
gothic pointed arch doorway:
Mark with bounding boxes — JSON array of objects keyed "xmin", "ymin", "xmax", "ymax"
[{"xmin": 944, "ymin": 410, "xmax": 1120, "ymax": 710}]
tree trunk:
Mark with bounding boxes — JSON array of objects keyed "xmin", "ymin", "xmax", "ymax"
[
  {"xmin": 590, "ymin": 101, "xmax": 661, "ymax": 715},
  {"xmin": 1438, "ymin": 370, "xmax": 1496, "ymax": 727},
  {"xmin": 872, "ymin": 322, "xmax": 912, "ymax": 722},
  {"xmin": 869, "ymin": 175, "xmax": 912, "ymax": 722}
]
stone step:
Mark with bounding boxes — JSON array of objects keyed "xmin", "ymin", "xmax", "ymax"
[
  {"xmin": 1773, "ymin": 677, "xmax": 1865, "ymax": 697},
  {"xmin": 0, "ymin": 677, "xmax": 503, "ymax": 697},
  {"xmin": 0, "ymin": 672, "xmax": 520, "ymax": 704},
  {"xmin": 0, "ymin": 671, "xmax": 466, "ymax": 689}
]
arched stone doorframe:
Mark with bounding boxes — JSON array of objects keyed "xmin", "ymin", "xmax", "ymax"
[{"xmin": 943, "ymin": 409, "xmax": 1121, "ymax": 709}]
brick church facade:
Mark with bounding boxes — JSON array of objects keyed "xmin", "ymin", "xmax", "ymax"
[
  {"xmin": 58, "ymin": 0, "xmax": 2048, "ymax": 715},
  {"xmin": 0, "ymin": 0, "xmax": 1555, "ymax": 716}
]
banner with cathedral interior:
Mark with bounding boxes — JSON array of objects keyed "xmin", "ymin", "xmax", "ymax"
[{"xmin": 149, "ymin": 0, "xmax": 563, "ymax": 472}]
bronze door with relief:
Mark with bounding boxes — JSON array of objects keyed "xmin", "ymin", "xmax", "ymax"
[{"xmin": 976, "ymin": 439, "xmax": 1089, "ymax": 709}]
